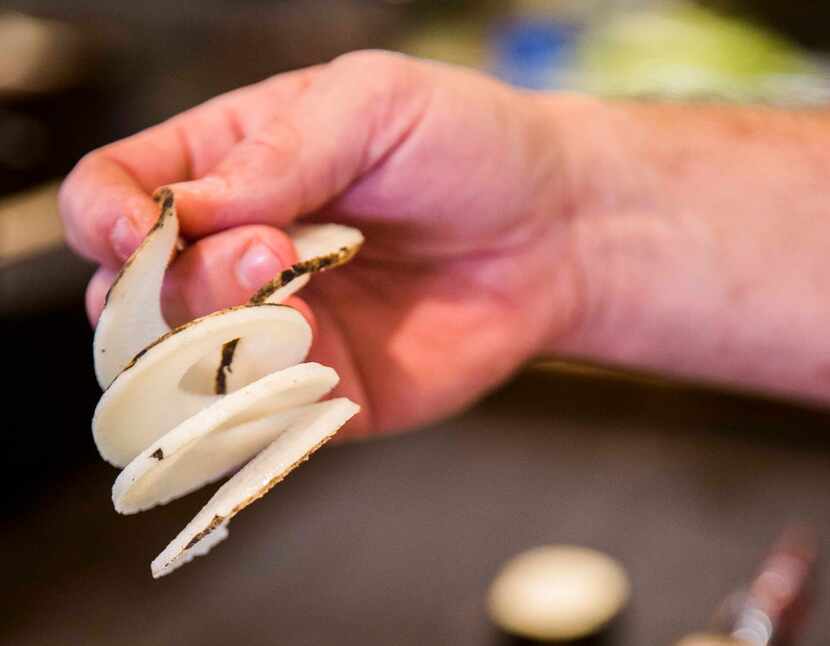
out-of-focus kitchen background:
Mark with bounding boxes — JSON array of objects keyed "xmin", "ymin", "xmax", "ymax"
[
  {"xmin": 5, "ymin": 0, "xmax": 830, "ymax": 315},
  {"xmin": 4, "ymin": 2, "xmax": 830, "ymax": 645}
]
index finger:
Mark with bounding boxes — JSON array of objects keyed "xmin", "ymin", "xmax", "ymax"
[{"xmin": 60, "ymin": 67, "xmax": 319, "ymax": 267}]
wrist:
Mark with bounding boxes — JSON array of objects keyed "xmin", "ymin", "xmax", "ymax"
[
  {"xmin": 535, "ymin": 95, "xmax": 709, "ymax": 374},
  {"xmin": 528, "ymin": 93, "xmax": 646, "ymax": 360},
  {"xmin": 533, "ymin": 97, "xmax": 830, "ymax": 407},
  {"xmin": 530, "ymin": 95, "xmax": 710, "ymax": 373}
]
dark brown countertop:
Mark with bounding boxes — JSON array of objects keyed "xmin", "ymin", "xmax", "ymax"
[{"xmin": 4, "ymin": 305, "xmax": 830, "ymax": 645}]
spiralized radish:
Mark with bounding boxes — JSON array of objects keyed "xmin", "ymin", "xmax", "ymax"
[{"xmin": 91, "ymin": 189, "xmax": 363, "ymax": 577}]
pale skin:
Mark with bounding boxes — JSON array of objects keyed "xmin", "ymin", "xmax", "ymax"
[{"xmin": 60, "ymin": 50, "xmax": 830, "ymax": 439}]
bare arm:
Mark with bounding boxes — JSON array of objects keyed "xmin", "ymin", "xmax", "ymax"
[{"xmin": 549, "ymin": 98, "xmax": 830, "ymax": 404}]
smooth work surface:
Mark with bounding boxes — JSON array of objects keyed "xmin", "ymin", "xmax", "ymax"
[{"xmin": 4, "ymin": 306, "xmax": 830, "ymax": 645}]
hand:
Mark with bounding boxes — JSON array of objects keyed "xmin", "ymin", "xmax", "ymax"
[{"xmin": 60, "ymin": 51, "xmax": 588, "ymax": 437}]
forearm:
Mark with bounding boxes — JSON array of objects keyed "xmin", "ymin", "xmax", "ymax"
[{"xmin": 545, "ymin": 96, "xmax": 830, "ymax": 404}]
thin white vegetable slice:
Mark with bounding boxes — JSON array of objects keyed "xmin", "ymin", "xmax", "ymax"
[
  {"xmin": 113, "ymin": 362, "xmax": 339, "ymax": 514},
  {"xmin": 151, "ymin": 397, "xmax": 359, "ymax": 578},
  {"xmin": 93, "ymin": 190, "xmax": 177, "ymax": 389},
  {"xmin": 93, "ymin": 304, "xmax": 312, "ymax": 467},
  {"xmin": 215, "ymin": 223, "xmax": 365, "ymax": 394},
  {"xmin": 252, "ymin": 223, "xmax": 364, "ymax": 305},
  {"xmin": 89, "ymin": 190, "xmax": 363, "ymax": 577}
]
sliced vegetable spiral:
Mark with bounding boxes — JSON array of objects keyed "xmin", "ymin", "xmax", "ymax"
[{"xmin": 92, "ymin": 190, "xmax": 363, "ymax": 577}]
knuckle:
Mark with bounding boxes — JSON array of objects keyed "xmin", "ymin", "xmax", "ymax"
[
  {"xmin": 252, "ymin": 118, "xmax": 302, "ymax": 157},
  {"xmin": 332, "ymin": 49, "xmax": 406, "ymax": 71},
  {"xmin": 73, "ymin": 148, "xmax": 105, "ymax": 178},
  {"xmin": 57, "ymin": 174, "xmax": 74, "ymax": 221},
  {"xmin": 59, "ymin": 150, "xmax": 102, "ymax": 208},
  {"xmin": 330, "ymin": 49, "xmax": 413, "ymax": 95},
  {"xmin": 328, "ymin": 50, "xmax": 425, "ymax": 141},
  {"xmin": 58, "ymin": 159, "xmax": 88, "ymax": 230},
  {"xmin": 58, "ymin": 150, "xmax": 113, "ymax": 261},
  {"xmin": 60, "ymin": 149, "xmax": 94, "ymax": 197}
]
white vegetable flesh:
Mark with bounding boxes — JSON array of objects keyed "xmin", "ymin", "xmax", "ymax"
[{"xmin": 90, "ymin": 189, "xmax": 363, "ymax": 577}]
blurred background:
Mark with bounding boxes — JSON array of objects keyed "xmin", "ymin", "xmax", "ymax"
[{"xmin": 3, "ymin": 1, "xmax": 830, "ymax": 645}]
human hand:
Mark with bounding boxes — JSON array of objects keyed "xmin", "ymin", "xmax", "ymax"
[
  {"xmin": 60, "ymin": 51, "xmax": 590, "ymax": 438},
  {"xmin": 64, "ymin": 47, "xmax": 830, "ymax": 432}
]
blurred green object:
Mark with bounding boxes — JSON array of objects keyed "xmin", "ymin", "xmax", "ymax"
[{"xmin": 572, "ymin": 2, "xmax": 828, "ymax": 104}]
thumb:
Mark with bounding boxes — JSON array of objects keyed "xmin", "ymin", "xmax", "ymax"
[
  {"xmin": 165, "ymin": 51, "xmax": 429, "ymax": 238},
  {"xmin": 161, "ymin": 224, "xmax": 296, "ymax": 324}
]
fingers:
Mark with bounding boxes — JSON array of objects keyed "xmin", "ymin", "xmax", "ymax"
[
  {"xmin": 161, "ymin": 225, "xmax": 297, "ymax": 325},
  {"xmin": 86, "ymin": 267, "xmax": 118, "ymax": 326},
  {"xmin": 60, "ymin": 67, "xmax": 320, "ymax": 268},
  {"xmin": 85, "ymin": 225, "xmax": 304, "ymax": 327},
  {"xmin": 63, "ymin": 51, "xmax": 427, "ymax": 264},
  {"xmin": 165, "ymin": 51, "xmax": 430, "ymax": 237},
  {"xmin": 61, "ymin": 161, "xmax": 160, "ymax": 268}
]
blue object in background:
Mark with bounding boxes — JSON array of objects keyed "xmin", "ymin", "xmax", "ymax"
[{"xmin": 489, "ymin": 18, "xmax": 579, "ymax": 90}]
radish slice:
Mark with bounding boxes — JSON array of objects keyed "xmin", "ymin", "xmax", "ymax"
[
  {"xmin": 151, "ymin": 398, "xmax": 359, "ymax": 578},
  {"xmin": 113, "ymin": 362, "xmax": 339, "ymax": 513},
  {"xmin": 252, "ymin": 223, "xmax": 364, "ymax": 305},
  {"xmin": 94, "ymin": 305, "xmax": 312, "ymax": 467},
  {"xmin": 93, "ymin": 190, "xmax": 178, "ymax": 389},
  {"xmin": 89, "ymin": 190, "xmax": 362, "ymax": 576},
  {"xmin": 216, "ymin": 223, "xmax": 364, "ymax": 394}
]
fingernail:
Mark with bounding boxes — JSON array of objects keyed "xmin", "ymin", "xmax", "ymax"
[
  {"xmin": 110, "ymin": 216, "xmax": 139, "ymax": 261},
  {"xmin": 236, "ymin": 242, "xmax": 281, "ymax": 291}
]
